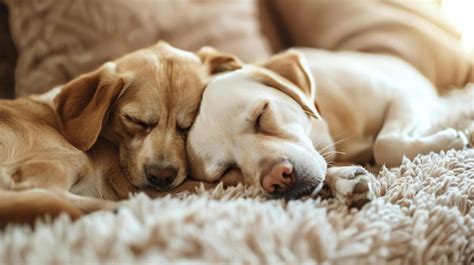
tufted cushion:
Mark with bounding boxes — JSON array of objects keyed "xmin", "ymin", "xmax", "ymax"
[
  {"xmin": 270, "ymin": 0, "xmax": 473, "ymax": 89},
  {"xmin": 5, "ymin": 0, "xmax": 271, "ymax": 97}
]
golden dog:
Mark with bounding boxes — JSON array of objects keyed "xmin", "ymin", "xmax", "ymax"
[{"xmin": 0, "ymin": 42, "xmax": 221, "ymax": 227}]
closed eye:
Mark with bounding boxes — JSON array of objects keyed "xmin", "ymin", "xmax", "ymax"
[
  {"xmin": 177, "ymin": 124, "xmax": 192, "ymax": 133},
  {"xmin": 124, "ymin": 114, "xmax": 156, "ymax": 129},
  {"xmin": 254, "ymin": 101, "xmax": 269, "ymax": 130}
]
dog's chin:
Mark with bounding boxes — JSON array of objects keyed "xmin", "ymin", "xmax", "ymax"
[
  {"xmin": 172, "ymin": 174, "xmax": 187, "ymax": 188},
  {"xmin": 119, "ymin": 162, "xmax": 142, "ymax": 187},
  {"xmin": 140, "ymin": 174, "xmax": 187, "ymax": 191},
  {"xmin": 268, "ymin": 178, "xmax": 322, "ymax": 200},
  {"xmin": 121, "ymin": 165, "xmax": 177, "ymax": 191},
  {"xmin": 128, "ymin": 178, "xmax": 148, "ymax": 190}
]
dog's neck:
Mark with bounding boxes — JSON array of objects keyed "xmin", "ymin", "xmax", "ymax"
[{"xmin": 81, "ymin": 138, "xmax": 136, "ymax": 200}]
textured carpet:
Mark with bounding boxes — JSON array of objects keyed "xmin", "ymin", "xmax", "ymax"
[
  {"xmin": 0, "ymin": 148, "xmax": 473, "ymax": 265},
  {"xmin": 1, "ymin": 85, "xmax": 473, "ymax": 265}
]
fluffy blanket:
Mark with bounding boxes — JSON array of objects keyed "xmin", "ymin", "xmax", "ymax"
[
  {"xmin": 0, "ymin": 148, "xmax": 472, "ymax": 264},
  {"xmin": 1, "ymin": 86, "xmax": 473, "ymax": 265}
]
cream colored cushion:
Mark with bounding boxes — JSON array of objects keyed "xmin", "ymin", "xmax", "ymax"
[
  {"xmin": 271, "ymin": 0, "xmax": 473, "ymax": 89},
  {"xmin": 6, "ymin": 0, "xmax": 271, "ymax": 97}
]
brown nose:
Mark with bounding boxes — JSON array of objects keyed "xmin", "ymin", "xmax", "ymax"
[
  {"xmin": 261, "ymin": 160, "xmax": 294, "ymax": 193},
  {"xmin": 144, "ymin": 164, "xmax": 178, "ymax": 189}
]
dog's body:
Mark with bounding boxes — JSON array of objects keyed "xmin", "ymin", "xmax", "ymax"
[
  {"xmin": 0, "ymin": 42, "xmax": 213, "ymax": 227},
  {"xmin": 299, "ymin": 49, "xmax": 469, "ymax": 165},
  {"xmin": 187, "ymin": 48, "xmax": 470, "ymax": 203}
]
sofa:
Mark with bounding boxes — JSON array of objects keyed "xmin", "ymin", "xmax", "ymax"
[
  {"xmin": 0, "ymin": 1, "xmax": 473, "ymax": 264},
  {"xmin": 1, "ymin": 0, "xmax": 472, "ymax": 98}
]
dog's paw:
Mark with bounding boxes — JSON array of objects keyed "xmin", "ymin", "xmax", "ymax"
[
  {"xmin": 435, "ymin": 128, "xmax": 468, "ymax": 150},
  {"xmin": 8, "ymin": 171, "xmax": 35, "ymax": 191},
  {"xmin": 325, "ymin": 166, "xmax": 377, "ymax": 208}
]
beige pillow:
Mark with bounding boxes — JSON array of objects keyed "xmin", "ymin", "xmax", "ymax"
[
  {"xmin": 270, "ymin": 0, "xmax": 473, "ymax": 89},
  {"xmin": 6, "ymin": 0, "xmax": 271, "ymax": 97}
]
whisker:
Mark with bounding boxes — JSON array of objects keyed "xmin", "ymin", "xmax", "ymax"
[
  {"xmin": 304, "ymin": 110, "xmax": 318, "ymax": 119},
  {"xmin": 321, "ymin": 150, "xmax": 346, "ymax": 161},
  {"xmin": 321, "ymin": 150, "xmax": 346, "ymax": 159},
  {"xmin": 318, "ymin": 144, "xmax": 334, "ymax": 153},
  {"xmin": 322, "ymin": 150, "xmax": 346, "ymax": 156},
  {"xmin": 329, "ymin": 132, "xmax": 350, "ymax": 143},
  {"xmin": 329, "ymin": 132, "xmax": 347, "ymax": 141},
  {"xmin": 317, "ymin": 136, "xmax": 351, "ymax": 153}
]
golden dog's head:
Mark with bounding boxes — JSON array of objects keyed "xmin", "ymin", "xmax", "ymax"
[{"xmin": 54, "ymin": 42, "xmax": 223, "ymax": 191}]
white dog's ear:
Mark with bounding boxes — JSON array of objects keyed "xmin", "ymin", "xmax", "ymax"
[
  {"xmin": 198, "ymin": 47, "xmax": 243, "ymax": 74},
  {"xmin": 261, "ymin": 50, "xmax": 316, "ymax": 101},
  {"xmin": 256, "ymin": 50, "xmax": 320, "ymax": 118}
]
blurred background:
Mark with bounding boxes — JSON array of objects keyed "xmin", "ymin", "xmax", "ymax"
[
  {"xmin": 0, "ymin": 0, "xmax": 473, "ymax": 99},
  {"xmin": 441, "ymin": 0, "xmax": 473, "ymax": 53}
]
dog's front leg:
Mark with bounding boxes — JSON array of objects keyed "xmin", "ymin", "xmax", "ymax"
[
  {"xmin": 323, "ymin": 166, "xmax": 379, "ymax": 208},
  {"xmin": 372, "ymin": 96, "xmax": 469, "ymax": 167},
  {"xmin": 6, "ymin": 158, "xmax": 83, "ymax": 191},
  {"xmin": 59, "ymin": 190, "xmax": 119, "ymax": 213}
]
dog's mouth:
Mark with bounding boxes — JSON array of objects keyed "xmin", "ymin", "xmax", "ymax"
[
  {"xmin": 143, "ymin": 183, "xmax": 173, "ymax": 192},
  {"xmin": 140, "ymin": 176, "xmax": 178, "ymax": 191},
  {"xmin": 268, "ymin": 178, "xmax": 323, "ymax": 200},
  {"xmin": 118, "ymin": 161, "xmax": 181, "ymax": 191}
]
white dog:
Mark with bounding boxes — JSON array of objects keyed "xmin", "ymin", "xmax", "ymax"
[{"xmin": 187, "ymin": 48, "xmax": 469, "ymax": 206}]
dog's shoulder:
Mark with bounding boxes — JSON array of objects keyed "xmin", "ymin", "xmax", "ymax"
[{"xmin": 0, "ymin": 95, "xmax": 58, "ymax": 132}]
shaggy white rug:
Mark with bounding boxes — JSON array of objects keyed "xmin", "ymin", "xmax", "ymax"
[
  {"xmin": 0, "ymin": 148, "xmax": 473, "ymax": 265},
  {"xmin": 1, "ymin": 85, "xmax": 473, "ymax": 265}
]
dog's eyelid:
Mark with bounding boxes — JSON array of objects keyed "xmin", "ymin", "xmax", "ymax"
[
  {"xmin": 255, "ymin": 113, "xmax": 263, "ymax": 129},
  {"xmin": 179, "ymin": 126, "xmax": 191, "ymax": 132},
  {"xmin": 123, "ymin": 114, "xmax": 157, "ymax": 128},
  {"xmin": 254, "ymin": 101, "xmax": 270, "ymax": 130},
  {"xmin": 304, "ymin": 110, "xmax": 319, "ymax": 120},
  {"xmin": 176, "ymin": 121, "xmax": 192, "ymax": 132},
  {"xmin": 262, "ymin": 101, "xmax": 269, "ymax": 111}
]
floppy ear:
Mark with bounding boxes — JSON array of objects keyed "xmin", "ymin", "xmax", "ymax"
[
  {"xmin": 255, "ymin": 50, "xmax": 320, "ymax": 118},
  {"xmin": 261, "ymin": 50, "xmax": 316, "ymax": 100},
  {"xmin": 197, "ymin": 47, "xmax": 243, "ymax": 74},
  {"xmin": 54, "ymin": 63, "xmax": 124, "ymax": 151}
]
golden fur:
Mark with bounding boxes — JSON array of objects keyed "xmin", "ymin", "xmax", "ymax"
[{"xmin": 0, "ymin": 42, "xmax": 218, "ymax": 227}]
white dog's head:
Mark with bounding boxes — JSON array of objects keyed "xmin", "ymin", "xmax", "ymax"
[{"xmin": 187, "ymin": 49, "xmax": 333, "ymax": 199}]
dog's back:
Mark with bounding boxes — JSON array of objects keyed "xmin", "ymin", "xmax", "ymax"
[
  {"xmin": 0, "ymin": 97, "xmax": 84, "ymax": 227},
  {"xmin": 0, "ymin": 97, "xmax": 59, "ymax": 159}
]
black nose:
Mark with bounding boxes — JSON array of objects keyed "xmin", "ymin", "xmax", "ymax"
[{"xmin": 144, "ymin": 164, "xmax": 178, "ymax": 189}]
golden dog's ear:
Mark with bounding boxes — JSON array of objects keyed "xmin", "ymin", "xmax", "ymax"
[
  {"xmin": 255, "ymin": 50, "xmax": 320, "ymax": 118},
  {"xmin": 54, "ymin": 63, "xmax": 124, "ymax": 151},
  {"xmin": 197, "ymin": 47, "xmax": 243, "ymax": 74}
]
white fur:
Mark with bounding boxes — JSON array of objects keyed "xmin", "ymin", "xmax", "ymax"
[{"xmin": 187, "ymin": 48, "xmax": 470, "ymax": 198}]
